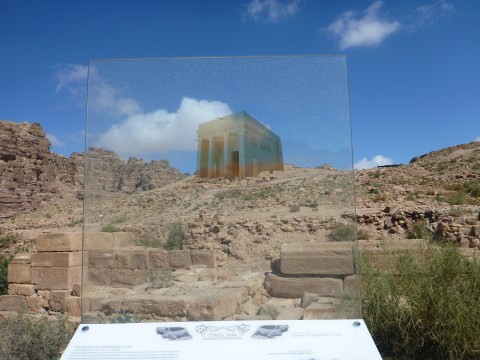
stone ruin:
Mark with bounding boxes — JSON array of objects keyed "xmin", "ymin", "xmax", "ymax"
[{"xmin": 2, "ymin": 231, "xmax": 463, "ymax": 323}]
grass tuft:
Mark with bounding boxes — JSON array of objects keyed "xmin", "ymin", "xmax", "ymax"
[{"xmin": 362, "ymin": 244, "xmax": 480, "ymax": 359}]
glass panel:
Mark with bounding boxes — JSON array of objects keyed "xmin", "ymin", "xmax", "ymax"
[{"xmin": 82, "ymin": 56, "xmax": 359, "ymax": 323}]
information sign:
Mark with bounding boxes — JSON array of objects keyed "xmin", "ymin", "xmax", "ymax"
[{"xmin": 61, "ymin": 319, "xmax": 381, "ymax": 360}]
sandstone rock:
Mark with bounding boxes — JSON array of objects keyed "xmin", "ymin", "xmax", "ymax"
[
  {"xmin": 37, "ymin": 266, "xmax": 81, "ymax": 290},
  {"xmin": 264, "ymin": 273, "xmax": 343, "ymax": 299},
  {"xmin": 303, "ymin": 302, "xmax": 337, "ymax": 320},
  {"xmin": 188, "ymin": 287, "xmax": 248, "ymax": 320},
  {"xmin": 0, "ymin": 295, "xmax": 26, "ymax": 311},
  {"xmin": 300, "ymin": 292, "xmax": 320, "ymax": 308},
  {"xmin": 280, "ymin": 242, "xmax": 354, "ymax": 276}
]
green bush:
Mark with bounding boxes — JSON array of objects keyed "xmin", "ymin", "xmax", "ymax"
[
  {"xmin": 0, "ymin": 231, "xmax": 18, "ymax": 249},
  {"xmin": 149, "ymin": 269, "xmax": 175, "ymax": 288},
  {"xmin": 357, "ymin": 229, "xmax": 369, "ymax": 240},
  {"xmin": 136, "ymin": 233, "xmax": 163, "ymax": 248},
  {"xmin": 0, "ymin": 255, "xmax": 13, "ymax": 295},
  {"xmin": 111, "ymin": 311, "xmax": 138, "ymax": 323},
  {"xmin": 362, "ymin": 245, "xmax": 480, "ymax": 359},
  {"xmin": 101, "ymin": 224, "xmax": 118, "ymax": 232},
  {"xmin": 328, "ymin": 223, "xmax": 357, "ymax": 241},
  {"xmin": 0, "ymin": 312, "xmax": 76, "ymax": 359},
  {"xmin": 407, "ymin": 219, "xmax": 432, "ymax": 241},
  {"xmin": 164, "ymin": 221, "xmax": 184, "ymax": 250},
  {"xmin": 289, "ymin": 204, "xmax": 300, "ymax": 213},
  {"xmin": 447, "ymin": 190, "xmax": 469, "ymax": 205}
]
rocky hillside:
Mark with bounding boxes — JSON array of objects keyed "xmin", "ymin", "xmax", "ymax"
[
  {"xmin": 85, "ymin": 148, "xmax": 187, "ymax": 193},
  {"xmin": 0, "ymin": 121, "xmax": 186, "ymax": 219},
  {"xmin": 1, "ymin": 120, "xmax": 479, "ymax": 258},
  {"xmin": 0, "ymin": 121, "xmax": 83, "ymax": 218},
  {"xmin": 355, "ymin": 141, "xmax": 480, "ymax": 248}
]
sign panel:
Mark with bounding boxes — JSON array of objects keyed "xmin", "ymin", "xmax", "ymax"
[{"xmin": 61, "ymin": 320, "xmax": 381, "ymax": 360}]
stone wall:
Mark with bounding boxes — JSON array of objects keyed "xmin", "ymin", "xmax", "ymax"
[
  {"xmin": 265, "ymin": 242, "xmax": 360, "ymax": 300},
  {"xmin": 357, "ymin": 207, "xmax": 480, "ymax": 248},
  {"xmin": 0, "ymin": 232, "xmax": 216, "ymax": 319},
  {"xmin": 83, "ymin": 232, "xmax": 216, "ymax": 289},
  {"xmin": 0, "ymin": 233, "xmax": 82, "ymax": 317}
]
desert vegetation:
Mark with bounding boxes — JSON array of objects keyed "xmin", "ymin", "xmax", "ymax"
[
  {"xmin": 362, "ymin": 244, "xmax": 480, "ymax": 359},
  {"xmin": 0, "ymin": 312, "xmax": 76, "ymax": 360}
]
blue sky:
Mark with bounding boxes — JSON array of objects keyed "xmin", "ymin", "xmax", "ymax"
[{"xmin": 1, "ymin": 0, "xmax": 479, "ymax": 171}]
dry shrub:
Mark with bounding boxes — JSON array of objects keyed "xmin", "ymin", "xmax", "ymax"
[
  {"xmin": 362, "ymin": 245, "xmax": 480, "ymax": 359},
  {"xmin": 0, "ymin": 313, "xmax": 76, "ymax": 359}
]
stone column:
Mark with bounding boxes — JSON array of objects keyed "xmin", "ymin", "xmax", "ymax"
[
  {"xmin": 196, "ymin": 136, "xmax": 202, "ymax": 177},
  {"xmin": 238, "ymin": 131, "xmax": 245, "ymax": 177},
  {"xmin": 223, "ymin": 133, "xmax": 230, "ymax": 178},
  {"xmin": 208, "ymin": 136, "xmax": 214, "ymax": 178}
]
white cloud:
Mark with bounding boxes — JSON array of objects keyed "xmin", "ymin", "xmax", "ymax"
[
  {"xmin": 246, "ymin": 0, "xmax": 301, "ymax": 22},
  {"xmin": 96, "ymin": 97, "xmax": 232, "ymax": 155},
  {"xmin": 475, "ymin": 137, "xmax": 480, "ymax": 142},
  {"xmin": 354, "ymin": 155, "xmax": 393, "ymax": 170},
  {"xmin": 54, "ymin": 64, "xmax": 88, "ymax": 98},
  {"xmin": 46, "ymin": 133, "xmax": 65, "ymax": 148},
  {"xmin": 327, "ymin": 1, "xmax": 400, "ymax": 50},
  {"xmin": 88, "ymin": 71, "xmax": 142, "ymax": 117},
  {"xmin": 414, "ymin": 1, "xmax": 455, "ymax": 28}
]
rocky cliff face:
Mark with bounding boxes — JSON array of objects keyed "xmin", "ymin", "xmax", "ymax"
[
  {"xmin": 84, "ymin": 148, "xmax": 187, "ymax": 193},
  {"xmin": 0, "ymin": 121, "xmax": 60, "ymax": 217},
  {"xmin": 0, "ymin": 121, "xmax": 187, "ymax": 217}
]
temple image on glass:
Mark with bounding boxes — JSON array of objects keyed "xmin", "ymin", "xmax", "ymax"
[{"xmin": 196, "ymin": 111, "xmax": 284, "ymax": 178}]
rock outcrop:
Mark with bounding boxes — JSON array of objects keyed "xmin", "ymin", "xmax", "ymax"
[
  {"xmin": 0, "ymin": 121, "xmax": 187, "ymax": 217},
  {"xmin": 85, "ymin": 148, "xmax": 187, "ymax": 193},
  {"xmin": 0, "ymin": 121, "xmax": 61, "ymax": 217}
]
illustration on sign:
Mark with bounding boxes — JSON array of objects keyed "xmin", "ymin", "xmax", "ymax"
[
  {"xmin": 156, "ymin": 327, "xmax": 193, "ymax": 340},
  {"xmin": 252, "ymin": 325, "xmax": 289, "ymax": 339},
  {"xmin": 195, "ymin": 324, "xmax": 250, "ymax": 339}
]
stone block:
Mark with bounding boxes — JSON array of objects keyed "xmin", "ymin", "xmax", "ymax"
[
  {"xmin": 264, "ymin": 273, "xmax": 343, "ymax": 299},
  {"xmin": 15, "ymin": 284, "xmax": 35, "ymax": 296},
  {"xmin": 114, "ymin": 251, "xmax": 131, "ymax": 269},
  {"xmin": 149, "ymin": 250, "xmax": 168, "ymax": 269},
  {"xmin": 83, "ymin": 232, "xmax": 114, "ymax": 250},
  {"xmin": 121, "ymin": 295, "xmax": 190, "ymax": 318},
  {"xmin": 168, "ymin": 250, "xmax": 191, "ymax": 268},
  {"xmin": 280, "ymin": 243, "xmax": 354, "ymax": 276},
  {"xmin": 37, "ymin": 267, "xmax": 81, "ymax": 290},
  {"xmin": 66, "ymin": 296, "xmax": 81, "ymax": 317},
  {"xmin": 470, "ymin": 226, "xmax": 480, "ymax": 237},
  {"xmin": 8, "ymin": 263, "xmax": 32, "ymax": 284},
  {"xmin": 190, "ymin": 250, "xmax": 216, "ymax": 268},
  {"xmin": 131, "ymin": 251, "xmax": 149, "ymax": 270},
  {"xmin": 12, "ymin": 254, "xmax": 31, "ymax": 264},
  {"xmin": 188, "ymin": 287, "xmax": 249, "ymax": 320},
  {"xmin": 7, "ymin": 284, "xmax": 17, "ymax": 295},
  {"xmin": 31, "ymin": 253, "xmax": 52, "ymax": 267},
  {"xmin": 52, "ymin": 251, "xmax": 82, "ymax": 267},
  {"xmin": 113, "ymin": 232, "xmax": 136, "ymax": 248},
  {"xmin": 49, "ymin": 290, "xmax": 69, "ymax": 312},
  {"xmin": 110, "ymin": 269, "xmax": 134, "ymax": 288},
  {"xmin": 0, "ymin": 295, "xmax": 26, "ymax": 311},
  {"xmin": 87, "ymin": 268, "xmax": 110, "ymax": 286},
  {"xmin": 31, "ymin": 267, "xmax": 38, "ymax": 285},
  {"xmin": 36, "ymin": 233, "xmax": 82, "ymax": 252},
  {"xmin": 88, "ymin": 250, "xmax": 114, "ymax": 268},
  {"xmin": 344, "ymin": 275, "xmax": 361, "ymax": 299},
  {"xmin": 26, "ymin": 295, "xmax": 44, "ymax": 313},
  {"xmin": 276, "ymin": 307, "xmax": 304, "ymax": 320},
  {"xmin": 303, "ymin": 302, "xmax": 337, "ymax": 320},
  {"xmin": 134, "ymin": 270, "xmax": 150, "ymax": 286},
  {"xmin": 88, "ymin": 296, "xmax": 122, "ymax": 314}
]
